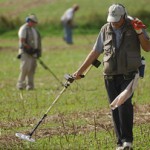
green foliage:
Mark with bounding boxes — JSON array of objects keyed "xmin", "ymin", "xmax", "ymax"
[
  {"xmin": 135, "ymin": 10, "xmax": 150, "ymax": 27},
  {"xmin": 0, "ymin": 0, "xmax": 150, "ymax": 36},
  {"xmin": 0, "ymin": 15, "xmax": 21, "ymax": 34}
]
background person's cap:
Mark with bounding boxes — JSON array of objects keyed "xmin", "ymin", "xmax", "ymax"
[
  {"xmin": 73, "ymin": 4, "xmax": 79, "ymax": 11},
  {"xmin": 28, "ymin": 14, "xmax": 38, "ymax": 23},
  {"xmin": 107, "ymin": 4, "xmax": 125, "ymax": 22}
]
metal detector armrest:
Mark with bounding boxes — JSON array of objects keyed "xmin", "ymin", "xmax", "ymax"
[
  {"xmin": 92, "ymin": 59, "xmax": 101, "ymax": 68},
  {"xmin": 80, "ymin": 59, "xmax": 101, "ymax": 78}
]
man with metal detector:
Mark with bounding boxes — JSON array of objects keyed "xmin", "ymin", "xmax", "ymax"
[
  {"xmin": 17, "ymin": 14, "xmax": 42, "ymax": 90},
  {"xmin": 73, "ymin": 4, "xmax": 150, "ymax": 150}
]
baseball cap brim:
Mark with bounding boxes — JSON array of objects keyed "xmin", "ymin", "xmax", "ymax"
[
  {"xmin": 30, "ymin": 19, "xmax": 37, "ymax": 23},
  {"xmin": 107, "ymin": 14, "xmax": 122, "ymax": 22},
  {"xmin": 28, "ymin": 15, "xmax": 38, "ymax": 23}
]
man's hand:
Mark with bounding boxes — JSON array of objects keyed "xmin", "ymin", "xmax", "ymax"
[
  {"xmin": 33, "ymin": 51, "xmax": 41, "ymax": 58},
  {"xmin": 131, "ymin": 18, "xmax": 146, "ymax": 34},
  {"xmin": 72, "ymin": 71, "xmax": 83, "ymax": 80},
  {"xmin": 17, "ymin": 54, "xmax": 21, "ymax": 59}
]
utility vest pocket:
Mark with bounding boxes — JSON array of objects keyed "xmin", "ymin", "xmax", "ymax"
[
  {"xmin": 103, "ymin": 55, "xmax": 117, "ymax": 74},
  {"xmin": 103, "ymin": 39, "xmax": 116, "ymax": 74}
]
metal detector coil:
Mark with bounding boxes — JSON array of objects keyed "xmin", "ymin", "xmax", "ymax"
[{"xmin": 15, "ymin": 133, "xmax": 35, "ymax": 142}]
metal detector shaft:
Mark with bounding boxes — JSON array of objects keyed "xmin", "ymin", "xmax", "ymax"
[
  {"xmin": 38, "ymin": 58, "xmax": 64, "ymax": 86},
  {"xmin": 29, "ymin": 114, "xmax": 47, "ymax": 137},
  {"xmin": 28, "ymin": 80, "xmax": 70, "ymax": 137}
]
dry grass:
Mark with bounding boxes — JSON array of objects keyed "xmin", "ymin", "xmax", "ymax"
[{"xmin": 0, "ymin": 104, "xmax": 150, "ymax": 147}]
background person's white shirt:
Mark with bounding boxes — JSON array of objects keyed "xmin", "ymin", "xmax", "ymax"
[{"xmin": 61, "ymin": 8, "xmax": 74, "ymax": 24}]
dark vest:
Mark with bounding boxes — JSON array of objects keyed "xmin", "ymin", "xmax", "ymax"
[
  {"xmin": 25, "ymin": 25, "xmax": 41, "ymax": 50},
  {"xmin": 101, "ymin": 20, "xmax": 141, "ymax": 75}
]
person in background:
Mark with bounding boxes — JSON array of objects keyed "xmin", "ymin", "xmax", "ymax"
[
  {"xmin": 61, "ymin": 4, "xmax": 79, "ymax": 44},
  {"xmin": 73, "ymin": 4, "xmax": 150, "ymax": 150},
  {"xmin": 17, "ymin": 14, "xmax": 42, "ymax": 90}
]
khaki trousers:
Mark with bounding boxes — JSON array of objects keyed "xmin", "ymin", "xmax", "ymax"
[{"xmin": 17, "ymin": 53, "xmax": 37, "ymax": 90}]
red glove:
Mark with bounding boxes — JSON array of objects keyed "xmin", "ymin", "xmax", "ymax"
[{"xmin": 131, "ymin": 18, "xmax": 146, "ymax": 34}]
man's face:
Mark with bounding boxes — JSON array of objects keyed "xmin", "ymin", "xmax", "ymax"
[
  {"xmin": 111, "ymin": 16, "xmax": 125, "ymax": 29},
  {"xmin": 28, "ymin": 20, "xmax": 37, "ymax": 27}
]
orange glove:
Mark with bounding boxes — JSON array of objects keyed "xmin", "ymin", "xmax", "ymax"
[{"xmin": 131, "ymin": 18, "xmax": 146, "ymax": 34}]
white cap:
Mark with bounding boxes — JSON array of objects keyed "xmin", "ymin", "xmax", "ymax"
[
  {"xmin": 28, "ymin": 14, "xmax": 38, "ymax": 23},
  {"xmin": 107, "ymin": 4, "xmax": 126, "ymax": 22}
]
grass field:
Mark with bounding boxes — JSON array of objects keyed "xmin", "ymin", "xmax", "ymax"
[
  {"xmin": 0, "ymin": 0, "xmax": 150, "ymax": 149},
  {"xmin": 0, "ymin": 35, "xmax": 150, "ymax": 149}
]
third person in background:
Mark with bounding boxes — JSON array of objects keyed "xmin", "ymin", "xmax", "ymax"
[{"xmin": 61, "ymin": 4, "xmax": 79, "ymax": 44}]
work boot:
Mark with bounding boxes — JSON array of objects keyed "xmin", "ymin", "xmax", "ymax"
[
  {"xmin": 17, "ymin": 82, "xmax": 25, "ymax": 90},
  {"xmin": 116, "ymin": 146, "xmax": 123, "ymax": 150},
  {"xmin": 116, "ymin": 144, "xmax": 123, "ymax": 150},
  {"xmin": 123, "ymin": 142, "xmax": 133, "ymax": 150},
  {"xmin": 26, "ymin": 86, "xmax": 34, "ymax": 91}
]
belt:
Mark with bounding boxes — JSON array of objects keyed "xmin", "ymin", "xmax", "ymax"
[{"xmin": 104, "ymin": 71, "xmax": 137, "ymax": 80}]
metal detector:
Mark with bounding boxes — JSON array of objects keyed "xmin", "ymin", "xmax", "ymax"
[
  {"xmin": 38, "ymin": 58, "xmax": 64, "ymax": 86},
  {"xmin": 15, "ymin": 77, "xmax": 73, "ymax": 142},
  {"xmin": 15, "ymin": 59, "xmax": 101, "ymax": 142}
]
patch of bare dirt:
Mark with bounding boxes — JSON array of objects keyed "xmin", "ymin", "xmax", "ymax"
[
  {"xmin": 134, "ymin": 104, "xmax": 150, "ymax": 124},
  {"xmin": 0, "ymin": 104, "xmax": 150, "ymax": 147},
  {"xmin": 0, "ymin": 38, "xmax": 92, "ymax": 52}
]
